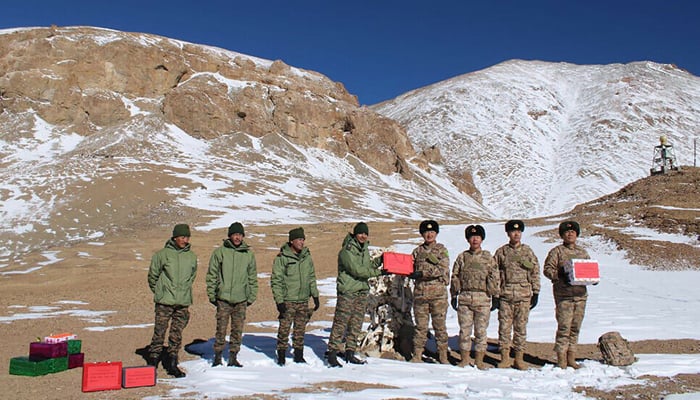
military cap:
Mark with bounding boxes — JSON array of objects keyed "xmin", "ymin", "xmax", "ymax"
[
  {"xmin": 419, "ymin": 220, "xmax": 439, "ymax": 234},
  {"xmin": 228, "ymin": 222, "xmax": 245, "ymax": 237},
  {"xmin": 465, "ymin": 224, "xmax": 486, "ymax": 240},
  {"xmin": 558, "ymin": 220, "xmax": 580, "ymax": 237},
  {"xmin": 288, "ymin": 227, "xmax": 305, "ymax": 241},
  {"xmin": 172, "ymin": 223, "xmax": 191, "ymax": 237},
  {"xmin": 505, "ymin": 219, "xmax": 525, "ymax": 232},
  {"xmin": 353, "ymin": 222, "xmax": 369, "ymax": 236}
]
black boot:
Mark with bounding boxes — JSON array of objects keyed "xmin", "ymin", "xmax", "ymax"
[
  {"xmin": 293, "ymin": 348, "xmax": 306, "ymax": 363},
  {"xmin": 167, "ymin": 355, "xmax": 186, "ymax": 378},
  {"xmin": 345, "ymin": 350, "xmax": 367, "ymax": 365},
  {"xmin": 212, "ymin": 351, "xmax": 222, "ymax": 367},
  {"xmin": 327, "ymin": 350, "xmax": 342, "ymax": 368},
  {"xmin": 146, "ymin": 353, "xmax": 160, "ymax": 368},
  {"xmin": 227, "ymin": 352, "xmax": 243, "ymax": 368},
  {"xmin": 277, "ymin": 349, "xmax": 286, "ymax": 366}
]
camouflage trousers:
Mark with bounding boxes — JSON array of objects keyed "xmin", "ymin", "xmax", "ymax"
[
  {"xmin": 498, "ymin": 298, "xmax": 531, "ymax": 352},
  {"xmin": 214, "ymin": 299, "xmax": 247, "ymax": 354},
  {"xmin": 277, "ymin": 301, "xmax": 313, "ymax": 351},
  {"xmin": 149, "ymin": 303, "xmax": 190, "ymax": 358},
  {"xmin": 412, "ymin": 294, "xmax": 448, "ymax": 352},
  {"xmin": 456, "ymin": 291, "xmax": 491, "ymax": 352},
  {"xmin": 554, "ymin": 296, "xmax": 587, "ymax": 353},
  {"xmin": 328, "ymin": 292, "xmax": 368, "ymax": 352}
]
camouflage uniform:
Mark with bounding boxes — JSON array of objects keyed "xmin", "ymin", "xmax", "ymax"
[
  {"xmin": 277, "ymin": 302, "xmax": 313, "ymax": 350},
  {"xmin": 411, "ymin": 242, "xmax": 450, "ymax": 356},
  {"xmin": 450, "ymin": 249, "xmax": 500, "ymax": 353},
  {"xmin": 543, "ymin": 243, "xmax": 590, "ymax": 353},
  {"xmin": 494, "ymin": 242, "xmax": 540, "ymax": 352},
  {"xmin": 213, "ymin": 299, "xmax": 247, "ymax": 354},
  {"xmin": 147, "ymin": 238, "xmax": 197, "ymax": 360},
  {"xmin": 327, "ymin": 233, "xmax": 382, "ymax": 353}
]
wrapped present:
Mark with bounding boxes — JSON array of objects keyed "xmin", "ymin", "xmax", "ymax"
[
  {"xmin": 29, "ymin": 341, "xmax": 68, "ymax": 360},
  {"xmin": 564, "ymin": 259, "xmax": 600, "ymax": 285},
  {"xmin": 9, "ymin": 356, "xmax": 51, "ymax": 377},
  {"xmin": 67, "ymin": 339, "xmax": 82, "ymax": 355},
  {"xmin": 122, "ymin": 365, "xmax": 157, "ymax": 388},
  {"xmin": 382, "ymin": 252, "xmax": 414, "ymax": 276},
  {"xmin": 82, "ymin": 361, "xmax": 122, "ymax": 392},
  {"xmin": 44, "ymin": 333, "xmax": 77, "ymax": 344},
  {"xmin": 68, "ymin": 353, "xmax": 85, "ymax": 369},
  {"xmin": 47, "ymin": 357, "xmax": 68, "ymax": 373}
]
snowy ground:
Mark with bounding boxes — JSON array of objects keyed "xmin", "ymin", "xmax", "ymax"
[{"xmin": 148, "ymin": 222, "xmax": 700, "ymax": 399}]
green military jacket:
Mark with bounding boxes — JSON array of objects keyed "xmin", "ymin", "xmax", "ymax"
[
  {"xmin": 543, "ymin": 243, "xmax": 590, "ymax": 300},
  {"xmin": 148, "ymin": 239, "xmax": 198, "ymax": 306},
  {"xmin": 336, "ymin": 233, "xmax": 382, "ymax": 295},
  {"xmin": 494, "ymin": 242, "xmax": 541, "ymax": 301},
  {"xmin": 271, "ymin": 242, "xmax": 320, "ymax": 304},
  {"xmin": 450, "ymin": 248, "xmax": 500, "ymax": 298},
  {"xmin": 206, "ymin": 239, "xmax": 258, "ymax": 305}
]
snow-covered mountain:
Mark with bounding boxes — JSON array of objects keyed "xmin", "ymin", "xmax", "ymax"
[{"xmin": 373, "ymin": 60, "xmax": 700, "ymax": 218}]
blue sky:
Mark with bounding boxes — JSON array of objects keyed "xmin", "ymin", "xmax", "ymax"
[{"xmin": 2, "ymin": 0, "xmax": 698, "ymax": 105}]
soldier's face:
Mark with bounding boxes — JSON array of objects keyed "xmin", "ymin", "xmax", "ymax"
[
  {"xmin": 468, "ymin": 235, "xmax": 482, "ymax": 250},
  {"xmin": 230, "ymin": 233, "xmax": 244, "ymax": 246},
  {"xmin": 507, "ymin": 230, "xmax": 522, "ymax": 244},
  {"xmin": 355, "ymin": 232, "xmax": 368, "ymax": 244},
  {"xmin": 290, "ymin": 237, "xmax": 305, "ymax": 253},
  {"xmin": 173, "ymin": 236, "xmax": 189, "ymax": 249},
  {"xmin": 562, "ymin": 230, "xmax": 578, "ymax": 245},
  {"xmin": 422, "ymin": 230, "xmax": 437, "ymax": 244}
]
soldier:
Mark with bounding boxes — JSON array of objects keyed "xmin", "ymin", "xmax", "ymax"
[
  {"xmin": 409, "ymin": 220, "xmax": 450, "ymax": 364},
  {"xmin": 206, "ymin": 222, "xmax": 258, "ymax": 368},
  {"xmin": 493, "ymin": 219, "xmax": 540, "ymax": 370},
  {"xmin": 450, "ymin": 225, "xmax": 500, "ymax": 369},
  {"xmin": 326, "ymin": 222, "xmax": 386, "ymax": 367},
  {"xmin": 271, "ymin": 227, "xmax": 320, "ymax": 366},
  {"xmin": 147, "ymin": 223, "xmax": 198, "ymax": 378},
  {"xmin": 543, "ymin": 220, "xmax": 590, "ymax": 369}
]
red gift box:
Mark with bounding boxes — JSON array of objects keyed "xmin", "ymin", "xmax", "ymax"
[
  {"xmin": 382, "ymin": 252, "xmax": 414, "ymax": 276},
  {"xmin": 122, "ymin": 365, "xmax": 157, "ymax": 388},
  {"xmin": 29, "ymin": 341, "xmax": 68, "ymax": 360},
  {"xmin": 565, "ymin": 259, "xmax": 600, "ymax": 285},
  {"xmin": 82, "ymin": 361, "xmax": 122, "ymax": 392}
]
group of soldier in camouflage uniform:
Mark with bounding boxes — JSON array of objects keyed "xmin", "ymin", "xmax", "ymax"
[{"xmin": 146, "ymin": 218, "xmax": 590, "ymax": 375}]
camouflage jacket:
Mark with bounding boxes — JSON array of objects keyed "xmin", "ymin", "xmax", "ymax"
[
  {"xmin": 494, "ymin": 242, "xmax": 540, "ymax": 301},
  {"xmin": 411, "ymin": 242, "xmax": 449, "ymax": 299},
  {"xmin": 271, "ymin": 242, "xmax": 319, "ymax": 304},
  {"xmin": 543, "ymin": 243, "xmax": 590, "ymax": 299},
  {"xmin": 148, "ymin": 239, "xmax": 198, "ymax": 306},
  {"xmin": 450, "ymin": 249, "xmax": 500, "ymax": 298}
]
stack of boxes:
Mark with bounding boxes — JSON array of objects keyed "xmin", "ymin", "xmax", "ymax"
[{"xmin": 9, "ymin": 333, "xmax": 83, "ymax": 377}]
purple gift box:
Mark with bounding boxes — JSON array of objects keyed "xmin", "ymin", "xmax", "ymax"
[
  {"xmin": 29, "ymin": 341, "xmax": 68, "ymax": 360},
  {"xmin": 68, "ymin": 353, "xmax": 85, "ymax": 369}
]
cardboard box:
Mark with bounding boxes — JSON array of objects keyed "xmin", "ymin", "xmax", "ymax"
[
  {"xmin": 82, "ymin": 361, "xmax": 122, "ymax": 392},
  {"xmin": 44, "ymin": 333, "xmax": 77, "ymax": 344},
  {"xmin": 68, "ymin": 353, "xmax": 85, "ymax": 369},
  {"xmin": 564, "ymin": 259, "xmax": 600, "ymax": 285},
  {"xmin": 122, "ymin": 365, "xmax": 157, "ymax": 388},
  {"xmin": 382, "ymin": 252, "xmax": 414, "ymax": 276},
  {"xmin": 29, "ymin": 341, "xmax": 68, "ymax": 360},
  {"xmin": 9, "ymin": 356, "xmax": 51, "ymax": 377}
]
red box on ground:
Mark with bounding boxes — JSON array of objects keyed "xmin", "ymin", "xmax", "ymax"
[
  {"xmin": 82, "ymin": 361, "xmax": 122, "ymax": 392},
  {"xmin": 122, "ymin": 365, "xmax": 157, "ymax": 388},
  {"xmin": 29, "ymin": 341, "xmax": 68, "ymax": 360},
  {"xmin": 382, "ymin": 252, "xmax": 414, "ymax": 276},
  {"xmin": 68, "ymin": 353, "xmax": 84, "ymax": 369},
  {"xmin": 565, "ymin": 259, "xmax": 600, "ymax": 285}
]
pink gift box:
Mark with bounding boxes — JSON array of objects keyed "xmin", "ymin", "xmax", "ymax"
[
  {"xmin": 69, "ymin": 353, "xmax": 85, "ymax": 369},
  {"xmin": 29, "ymin": 341, "xmax": 68, "ymax": 360}
]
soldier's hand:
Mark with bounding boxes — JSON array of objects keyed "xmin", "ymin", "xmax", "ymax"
[
  {"xmin": 529, "ymin": 293, "xmax": 539, "ymax": 309},
  {"xmin": 380, "ymin": 268, "xmax": 391, "ymax": 275},
  {"xmin": 276, "ymin": 303, "xmax": 287, "ymax": 315},
  {"xmin": 312, "ymin": 296, "xmax": 320, "ymax": 311},
  {"xmin": 490, "ymin": 296, "xmax": 500, "ymax": 311},
  {"xmin": 450, "ymin": 297, "xmax": 458, "ymax": 311},
  {"xmin": 408, "ymin": 270, "xmax": 423, "ymax": 280},
  {"xmin": 247, "ymin": 301, "xmax": 254, "ymax": 306},
  {"xmin": 209, "ymin": 298, "xmax": 217, "ymax": 307}
]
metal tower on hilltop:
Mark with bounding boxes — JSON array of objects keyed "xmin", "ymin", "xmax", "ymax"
[{"xmin": 650, "ymin": 135, "xmax": 680, "ymax": 175}]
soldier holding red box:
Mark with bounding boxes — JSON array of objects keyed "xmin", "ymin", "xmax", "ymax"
[{"xmin": 543, "ymin": 220, "xmax": 591, "ymax": 369}]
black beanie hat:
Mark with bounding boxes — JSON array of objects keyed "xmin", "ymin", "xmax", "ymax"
[
  {"xmin": 172, "ymin": 224, "xmax": 191, "ymax": 238},
  {"xmin": 228, "ymin": 222, "xmax": 245, "ymax": 237},
  {"xmin": 288, "ymin": 227, "xmax": 305, "ymax": 241},
  {"xmin": 505, "ymin": 219, "xmax": 525, "ymax": 232},
  {"xmin": 465, "ymin": 224, "xmax": 486, "ymax": 240},
  {"xmin": 419, "ymin": 220, "xmax": 439, "ymax": 234},
  {"xmin": 558, "ymin": 220, "xmax": 580, "ymax": 237},
  {"xmin": 353, "ymin": 222, "xmax": 369, "ymax": 236}
]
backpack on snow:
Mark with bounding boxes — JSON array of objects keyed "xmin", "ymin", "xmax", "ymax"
[{"xmin": 598, "ymin": 331, "xmax": 636, "ymax": 366}]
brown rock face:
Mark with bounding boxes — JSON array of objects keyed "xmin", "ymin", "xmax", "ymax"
[{"xmin": 0, "ymin": 26, "xmax": 420, "ymax": 177}]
